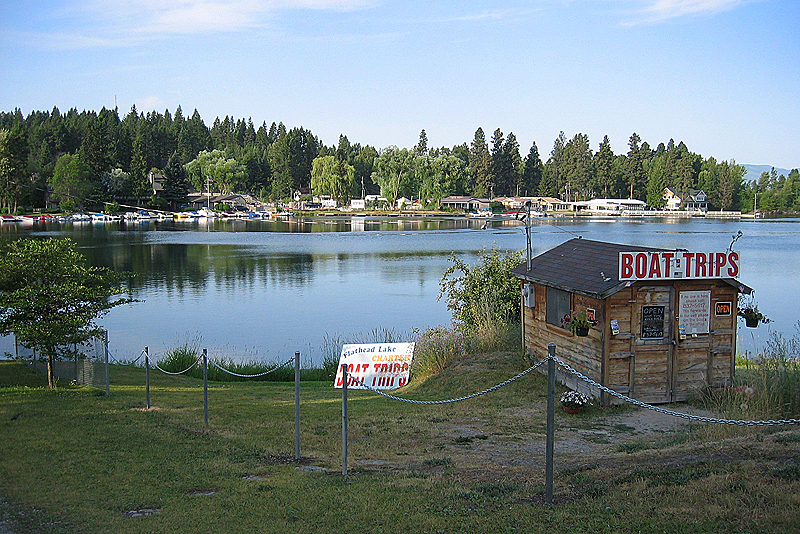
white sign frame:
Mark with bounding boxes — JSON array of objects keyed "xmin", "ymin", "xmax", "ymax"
[
  {"xmin": 679, "ymin": 290, "xmax": 711, "ymax": 335},
  {"xmin": 334, "ymin": 342, "xmax": 415, "ymax": 390}
]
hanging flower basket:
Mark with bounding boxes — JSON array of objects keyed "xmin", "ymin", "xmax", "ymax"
[
  {"xmin": 562, "ymin": 310, "xmax": 597, "ymax": 336},
  {"xmin": 738, "ymin": 294, "xmax": 770, "ymax": 328}
]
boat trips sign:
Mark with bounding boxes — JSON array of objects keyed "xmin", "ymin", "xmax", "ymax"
[
  {"xmin": 619, "ymin": 251, "xmax": 740, "ymax": 281},
  {"xmin": 334, "ymin": 343, "xmax": 415, "ymax": 390}
]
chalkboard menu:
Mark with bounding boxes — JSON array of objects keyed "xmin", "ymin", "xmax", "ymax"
[{"xmin": 641, "ymin": 305, "xmax": 665, "ymax": 339}]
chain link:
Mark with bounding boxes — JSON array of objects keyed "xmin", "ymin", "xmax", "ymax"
[
  {"xmin": 152, "ymin": 356, "xmax": 204, "ymax": 376},
  {"xmin": 345, "ymin": 356, "xmax": 550, "ymax": 404},
  {"xmin": 342, "ymin": 353, "xmax": 800, "ymax": 426},
  {"xmin": 551, "ymin": 355, "xmax": 800, "ymax": 426},
  {"xmin": 208, "ymin": 357, "xmax": 295, "ymax": 378}
]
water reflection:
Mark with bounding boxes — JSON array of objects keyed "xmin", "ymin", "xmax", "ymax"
[{"xmin": 2, "ymin": 216, "xmax": 799, "ymax": 364}]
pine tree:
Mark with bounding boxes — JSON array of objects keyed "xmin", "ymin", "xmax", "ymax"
[
  {"xmin": 161, "ymin": 152, "xmax": 190, "ymax": 209},
  {"xmin": 469, "ymin": 128, "xmax": 491, "ymax": 197},
  {"xmin": 414, "ymin": 129, "xmax": 428, "ymax": 155},
  {"xmin": 625, "ymin": 133, "xmax": 646, "ymax": 199},
  {"xmin": 521, "ymin": 142, "xmax": 543, "ymax": 196},
  {"xmin": 594, "ymin": 136, "xmax": 615, "ymax": 197}
]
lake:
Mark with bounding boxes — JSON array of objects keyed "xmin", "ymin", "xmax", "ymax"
[{"xmin": 2, "ymin": 215, "xmax": 798, "ymax": 365}]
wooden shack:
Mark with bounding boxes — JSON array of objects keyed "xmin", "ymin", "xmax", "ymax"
[{"xmin": 511, "ymin": 238, "xmax": 751, "ymax": 404}]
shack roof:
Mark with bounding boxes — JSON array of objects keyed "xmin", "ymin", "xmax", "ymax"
[{"xmin": 511, "ymin": 238, "xmax": 750, "ymax": 299}]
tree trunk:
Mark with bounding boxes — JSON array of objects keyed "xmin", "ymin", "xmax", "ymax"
[{"xmin": 46, "ymin": 351, "xmax": 55, "ymax": 389}]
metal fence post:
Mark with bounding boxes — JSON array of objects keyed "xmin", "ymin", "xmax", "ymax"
[
  {"xmin": 103, "ymin": 330, "xmax": 110, "ymax": 396},
  {"xmin": 203, "ymin": 348, "xmax": 209, "ymax": 432},
  {"xmin": 546, "ymin": 343, "xmax": 556, "ymax": 504},
  {"xmin": 144, "ymin": 347, "xmax": 150, "ymax": 409},
  {"xmin": 342, "ymin": 364, "xmax": 348, "ymax": 476},
  {"xmin": 294, "ymin": 351, "xmax": 301, "ymax": 460}
]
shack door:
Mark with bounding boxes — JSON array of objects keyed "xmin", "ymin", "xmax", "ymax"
[{"xmin": 632, "ymin": 286, "xmax": 675, "ymax": 404}]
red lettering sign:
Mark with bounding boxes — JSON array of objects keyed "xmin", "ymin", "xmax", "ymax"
[{"xmin": 619, "ymin": 251, "xmax": 740, "ymax": 281}]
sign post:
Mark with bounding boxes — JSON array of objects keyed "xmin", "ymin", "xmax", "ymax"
[{"xmin": 341, "ymin": 364, "xmax": 348, "ymax": 476}]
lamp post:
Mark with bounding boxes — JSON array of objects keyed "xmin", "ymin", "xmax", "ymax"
[{"xmin": 525, "ymin": 200, "xmax": 532, "ymax": 271}]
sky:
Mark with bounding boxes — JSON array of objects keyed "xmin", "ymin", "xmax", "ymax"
[{"xmin": 1, "ymin": 0, "xmax": 797, "ymax": 169}]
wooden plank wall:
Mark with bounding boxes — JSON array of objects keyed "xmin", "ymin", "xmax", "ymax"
[
  {"xmin": 671, "ymin": 281, "xmax": 737, "ymax": 399},
  {"xmin": 606, "ymin": 288, "xmax": 634, "ymax": 398},
  {"xmin": 522, "ymin": 283, "xmax": 604, "ymax": 397},
  {"xmin": 521, "ymin": 280, "xmax": 738, "ymax": 404}
]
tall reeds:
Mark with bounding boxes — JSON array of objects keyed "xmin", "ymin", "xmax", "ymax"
[{"xmin": 703, "ymin": 322, "xmax": 800, "ymax": 419}]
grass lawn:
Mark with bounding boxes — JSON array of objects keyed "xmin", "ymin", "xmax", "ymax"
[{"xmin": 1, "ymin": 353, "xmax": 799, "ymax": 534}]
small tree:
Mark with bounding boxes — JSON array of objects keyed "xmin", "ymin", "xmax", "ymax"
[
  {"xmin": 438, "ymin": 248, "xmax": 524, "ymax": 337},
  {"xmin": 0, "ymin": 238, "xmax": 133, "ymax": 388}
]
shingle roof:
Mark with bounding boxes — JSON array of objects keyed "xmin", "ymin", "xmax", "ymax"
[{"xmin": 512, "ymin": 238, "xmax": 667, "ymax": 298}]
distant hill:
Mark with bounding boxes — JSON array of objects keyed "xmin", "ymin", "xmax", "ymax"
[{"xmin": 743, "ymin": 164, "xmax": 796, "ymax": 182}]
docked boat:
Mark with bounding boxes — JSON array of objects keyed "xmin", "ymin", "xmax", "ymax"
[
  {"xmin": 173, "ymin": 211, "xmax": 199, "ymax": 220},
  {"xmin": 123, "ymin": 209, "xmax": 157, "ymax": 221},
  {"xmin": 91, "ymin": 213, "xmax": 121, "ymax": 223},
  {"xmin": 196, "ymin": 207, "xmax": 218, "ymax": 218},
  {"xmin": 67, "ymin": 213, "xmax": 92, "ymax": 222},
  {"xmin": 466, "ymin": 210, "xmax": 494, "ymax": 219}
]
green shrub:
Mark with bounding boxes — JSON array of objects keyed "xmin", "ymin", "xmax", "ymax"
[{"xmin": 438, "ymin": 247, "xmax": 523, "ymax": 333}]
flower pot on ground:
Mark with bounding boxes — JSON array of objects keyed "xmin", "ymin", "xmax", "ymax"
[{"xmin": 560, "ymin": 391, "xmax": 591, "ymax": 413}]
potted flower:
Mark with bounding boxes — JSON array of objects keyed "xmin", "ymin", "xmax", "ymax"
[
  {"xmin": 562, "ymin": 310, "xmax": 597, "ymax": 336},
  {"xmin": 560, "ymin": 391, "xmax": 591, "ymax": 414},
  {"xmin": 737, "ymin": 294, "xmax": 770, "ymax": 328}
]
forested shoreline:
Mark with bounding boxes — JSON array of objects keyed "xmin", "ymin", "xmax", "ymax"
[{"xmin": 1, "ymin": 106, "xmax": 798, "ymax": 214}]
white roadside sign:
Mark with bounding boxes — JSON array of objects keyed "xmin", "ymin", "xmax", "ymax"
[{"xmin": 334, "ymin": 342, "xmax": 415, "ymax": 390}]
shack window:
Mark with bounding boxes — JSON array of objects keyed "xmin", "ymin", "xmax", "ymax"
[{"xmin": 546, "ymin": 287, "xmax": 571, "ymax": 328}]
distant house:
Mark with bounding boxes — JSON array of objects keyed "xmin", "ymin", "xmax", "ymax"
[
  {"xmin": 533, "ymin": 197, "xmax": 571, "ymax": 212},
  {"xmin": 185, "ymin": 193, "xmax": 254, "ymax": 211},
  {"xmin": 439, "ymin": 196, "xmax": 491, "ymax": 212},
  {"xmin": 663, "ymin": 187, "xmax": 682, "ymax": 210},
  {"xmin": 494, "ymin": 197, "xmax": 524, "ymax": 210},
  {"xmin": 685, "ymin": 189, "xmax": 708, "ymax": 212},
  {"xmin": 148, "ymin": 171, "xmax": 164, "ymax": 195},
  {"xmin": 572, "ymin": 198, "xmax": 647, "ymax": 214}
]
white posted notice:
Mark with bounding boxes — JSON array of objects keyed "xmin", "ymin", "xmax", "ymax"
[
  {"xmin": 334, "ymin": 343, "xmax": 415, "ymax": 390},
  {"xmin": 679, "ymin": 290, "xmax": 711, "ymax": 335}
]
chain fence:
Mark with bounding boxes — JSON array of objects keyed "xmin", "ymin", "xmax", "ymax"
[
  {"xmin": 146, "ymin": 353, "xmax": 295, "ymax": 378},
  {"xmin": 346, "ymin": 356, "xmax": 550, "ymax": 404},
  {"xmin": 550, "ymin": 355, "xmax": 800, "ymax": 426},
  {"xmin": 208, "ymin": 356, "xmax": 295, "ymax": 378},
  {"xmin": 342, "ymin": 354, "xmax": 799, "ymax": 426},
  {"xmin": 152, "ymin": 356, "xmax": 204, "ymax": 376}
]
